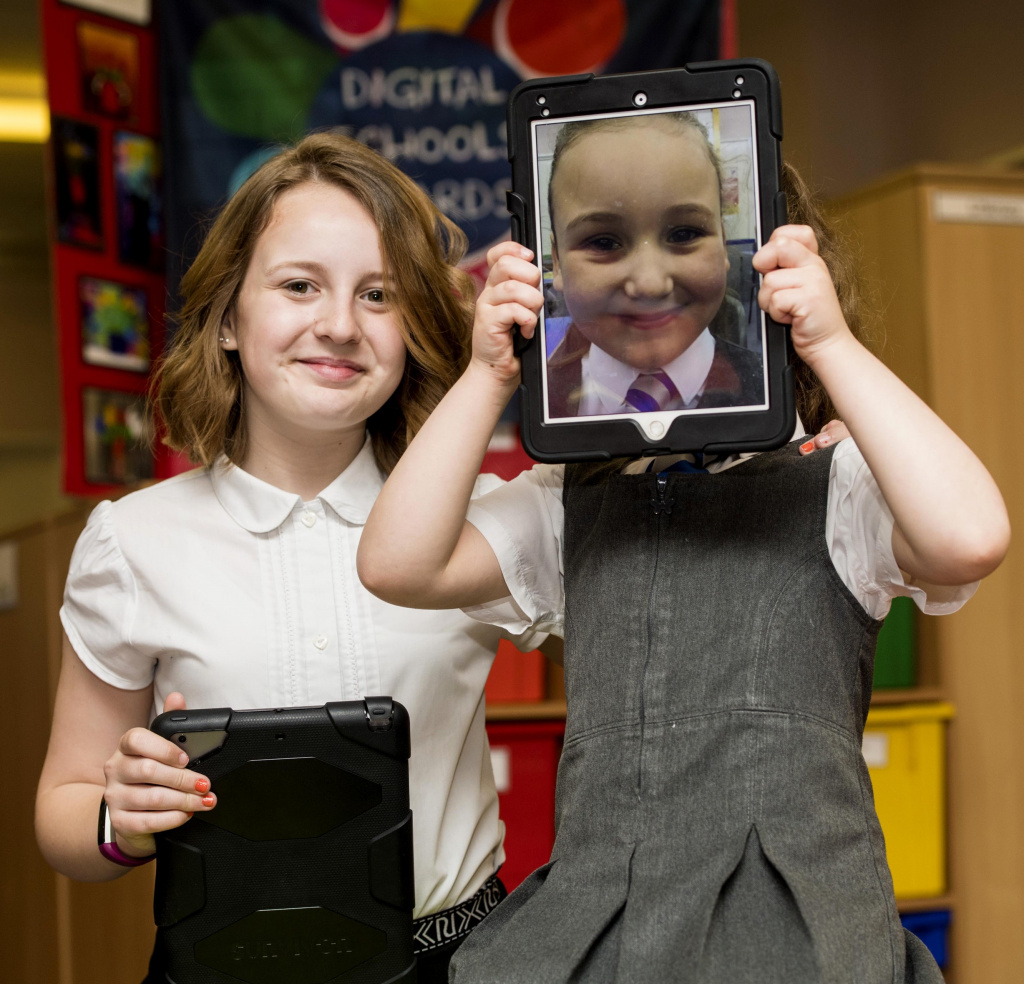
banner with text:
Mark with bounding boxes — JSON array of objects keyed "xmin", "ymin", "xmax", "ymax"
[{"xmin": 159, "ymin": 0, "xmax": 722, "ymax": 291}]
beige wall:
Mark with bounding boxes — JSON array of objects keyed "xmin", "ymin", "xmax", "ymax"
[
  {"xmin": 0, "ymin": 140, "xmax": 75, "ymax": 534},
  {"xmin": 737, "ymin": 0, "xmax": 1024, "ymax": 197}
]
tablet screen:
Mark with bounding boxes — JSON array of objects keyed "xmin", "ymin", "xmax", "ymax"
[{"xmin": 530, "ymin": 101, "xmax": 767, "ymax": 437}]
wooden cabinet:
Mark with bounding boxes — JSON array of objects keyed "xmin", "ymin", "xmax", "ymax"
[{"xmin": 832, "ymin": 165, "xmax": 1024, "ymax": 984}]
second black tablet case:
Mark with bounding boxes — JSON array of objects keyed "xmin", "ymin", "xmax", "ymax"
[{"xmin": 149, "ymin": 698, "xmax": 414, "ymax": 984}]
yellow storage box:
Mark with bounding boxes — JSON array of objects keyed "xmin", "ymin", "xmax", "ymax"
[{"xmin": 862, "ymin": 702, "xmax": 954, "ymax": 899}]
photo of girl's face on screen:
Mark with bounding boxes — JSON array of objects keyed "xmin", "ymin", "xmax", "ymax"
[{"xmin": 532, "ymin": 103, "xmax": 766, "ymax": 423}]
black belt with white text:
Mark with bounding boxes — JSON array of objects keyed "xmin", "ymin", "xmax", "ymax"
[{"xmin": 412, "ymin": 874, "xmax": 507, "ymax": 954}]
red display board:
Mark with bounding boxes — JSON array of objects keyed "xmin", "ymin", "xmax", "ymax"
[{"xmin": 42, "ymin": 0, "xmax": 173, "ymax": 496}]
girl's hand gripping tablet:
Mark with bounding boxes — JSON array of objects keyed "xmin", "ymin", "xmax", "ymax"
[
  {"xmin": 471, "ymin": 241, "xmax": 543, "ymax": 387},
  {"xmin": 359, "ymin": 243, "xmax": 543, "ymax": 611},
  {"xmin": 102, "ymin": 692, "xmax": 216, "ymax": 858},
  {"xmin": 753, "ymin": 224, "xmax": 849, "ymax": 365}
]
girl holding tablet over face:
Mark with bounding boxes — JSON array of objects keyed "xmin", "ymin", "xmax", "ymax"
[{"xmin": 358, "ymin": 164, "xmax": 1009, "ymax": 983}]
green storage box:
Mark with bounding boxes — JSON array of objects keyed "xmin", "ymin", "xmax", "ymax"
[{"xmin": 873, "ymin": 595, "xmax": 916, "ymax": 688}]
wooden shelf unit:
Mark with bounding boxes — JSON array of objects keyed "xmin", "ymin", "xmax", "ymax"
[
  {"xmin": 870, "ymin": 686, "xmax": 946, "ymax": 706},
  {"xmin": 832, "ymin": 164, "xmax": 1024, "ymax": 984},
  {"xmin": 486, "ymin": 688, "xmax": 946, "ymax": 721},
  {"xmin": 898, "ymin": 894, "xmax": 955, "ymax": 915}
]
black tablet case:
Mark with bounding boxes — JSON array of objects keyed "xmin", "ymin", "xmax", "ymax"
[
  {"xmin": 148, "ymin": 698, "xmax": 414, "ymax": 984},
  {"xmin": 505, "ymin": 59, "xmax": 794, "ymax": 462}
]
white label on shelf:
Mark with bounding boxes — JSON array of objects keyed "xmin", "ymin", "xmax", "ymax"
[
  {"xmin": 862, "ymin": 731, "xmax": 890, "ymax": 769},
  {"xmin": 932, "ymin": 190, "xmax": 1024, "ymax": 226},
  {"xmin": 490, "ymin": 746, "xmax": 511, "ymax": 793},
  {"xmin": 0, "ymin": 541, "xmax": 17, "ymax": 611}
]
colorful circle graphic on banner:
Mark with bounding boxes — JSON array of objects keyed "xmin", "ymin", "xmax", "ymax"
[
  {"xmin": 191, "ymin": 15, "xmax": 338, "ymax": 142},
  {"xmin": 319, "ymin": 0, "xmax": 395, "ymax": 51},
  {"xmin": 308, "ymin": 33, "xmax": 522, "ymax": 257},
  {"xmin": 494, "ymin": 0, "xmax": 626, "ymax": 78}
]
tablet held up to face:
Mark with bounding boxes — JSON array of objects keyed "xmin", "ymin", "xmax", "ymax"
[{"xmin": 506, "ymin": 61, "xmax": 793, "ymax": 461}]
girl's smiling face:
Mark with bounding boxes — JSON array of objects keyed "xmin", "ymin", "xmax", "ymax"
[
  {"xmin": 550, "ymin": 121, "xmax": 729, "ymax": 372},
  {"xmin": 224, "ymin": 181, "xmax": 407, "ymax": 458}
]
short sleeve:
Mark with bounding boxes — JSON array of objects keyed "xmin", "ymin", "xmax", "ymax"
[
  {"xmin": 60, "ymin": 501, "xmax": 155, "ymax": 690},
  {"xmin": 464, "ymin": 464, "xmax": 566, "ymax": 637},
  {"xmin": 826, "ymin": 439, "xmax": 979, "ymax": 619}
]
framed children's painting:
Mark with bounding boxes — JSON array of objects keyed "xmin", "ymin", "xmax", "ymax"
[
  {"xmin": 77, "ymin": 20, "xmax": 140, "ymax": 121},
  {"xmin": 506, "ymin": 60, "xmax": 793, "ymax": 461},
  {"xmin": 82, "ymin": 387, "xmax": 154, "ymax": 485},
  {"xmin": 114, "ymin": 130, "xmax": 163, "ymax": 270},
  {"xmin": 79, "ymin": 276, "xmax": 150, "ymax": 372},
  {"xmin": 52, "ymin": 117, "xmax": 104, "ymax": 250}
]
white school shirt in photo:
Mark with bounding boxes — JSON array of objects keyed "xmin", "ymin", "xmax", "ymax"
[
  {"xmin": 578, "ymin": 327, "xmax": 717, "ymax": 415},
  {"xmin": 60, "ymin": 437, "xmax": 545, "ymax": 919},
  {"xmin": 463, "ymin": 430, "xmax": 979, "ymax": 637}
]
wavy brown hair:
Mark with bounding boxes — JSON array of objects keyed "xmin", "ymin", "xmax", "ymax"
[
  {"xmin": 153, "ymin": 131, "xmax": 475, "ymax": 474},
  {"xmin": 782, "ymin": 161, "xmax": 877, "ymax": 434}
]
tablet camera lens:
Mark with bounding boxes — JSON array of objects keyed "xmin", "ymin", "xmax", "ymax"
[
  {"xmin": 735, "ymin": 75, "xmax": 745, "ymax": 85},
  {"xmin": 177, "ymin": 735, "xmax": 187, "ymax": 743},
  {"xmin": 536, "ymin": 95, "xmax": 546, "ymax": 105},
  {"xmin": 633, "ymin": 91, "xmax": 648, "ymax": 107}
]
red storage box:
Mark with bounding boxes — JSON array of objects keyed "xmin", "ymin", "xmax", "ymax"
[
  {"xmin": 481, "ymin": 423, "xmax": 547, "ymax": 704},
  {"xmin": 486, "ymin": 720, "xmax": 564, "ymax": 891},
  {"xmin": 485, "ymin": 639, "xmax": 546, "ymax": 703}
]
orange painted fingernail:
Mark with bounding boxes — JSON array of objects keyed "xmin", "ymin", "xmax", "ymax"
[
  {"xmin": 201, "ymin": 794, "xmax": 215, "ymax": 807},
  {"xmin": 186, "ymin": 812, "xmax": 194, "ymax": 819},
  {"xmin": 195, "ymin": 778, "xmax": 210, "ymax": 794},
  {"xmin": 799, "ymin": 439, "xmax": 814, "ymax": 453}
]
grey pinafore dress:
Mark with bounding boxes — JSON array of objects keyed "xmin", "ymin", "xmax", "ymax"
[{"xmin": 451, "ymin": 441, "xmax": 944, "ymax": 983}]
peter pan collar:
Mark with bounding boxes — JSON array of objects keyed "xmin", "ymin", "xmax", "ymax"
[{"xmin": 211, "ymin": 436, "xmax": 385, "ymax": 533}]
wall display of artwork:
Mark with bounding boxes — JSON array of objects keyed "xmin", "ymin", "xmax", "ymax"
[
  {"xmin": 79, "ymin": 276, "xmax": 150, "ymax": 372},
  {"xmin": 44, "ymin": 0, "xmax": 167, "ymax": 494}
]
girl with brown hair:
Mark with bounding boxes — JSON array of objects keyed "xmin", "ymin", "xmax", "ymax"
[{"xmin": 35, "ymin": 131, "xmax": 544, "ymax": 982}]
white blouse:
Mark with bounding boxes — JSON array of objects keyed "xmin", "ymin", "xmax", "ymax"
[
  {"xmin": 463, "ymin": 437, "xmax": 978, "ymax": 636},
  {"xmin": 60, "ymin": 437, "xmax": 544, "ymax": 918}
]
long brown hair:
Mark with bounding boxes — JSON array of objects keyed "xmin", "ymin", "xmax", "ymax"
[
  {"xmin": 153, "ymin": 130, "xmax": 475, "ymax": 474},
  {"xmin": 782, "ymin": 161, "xmax": 877, "ymax": 434}
]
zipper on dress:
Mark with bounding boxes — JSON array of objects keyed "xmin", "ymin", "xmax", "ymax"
[{"xmin": 651, "ymin": 473, "xmax": 674, "ymax": 515}]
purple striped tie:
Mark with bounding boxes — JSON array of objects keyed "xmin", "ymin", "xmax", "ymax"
[{"xmin": 624, "ymin": 371, "xmax": 681, "ymax": 412}]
